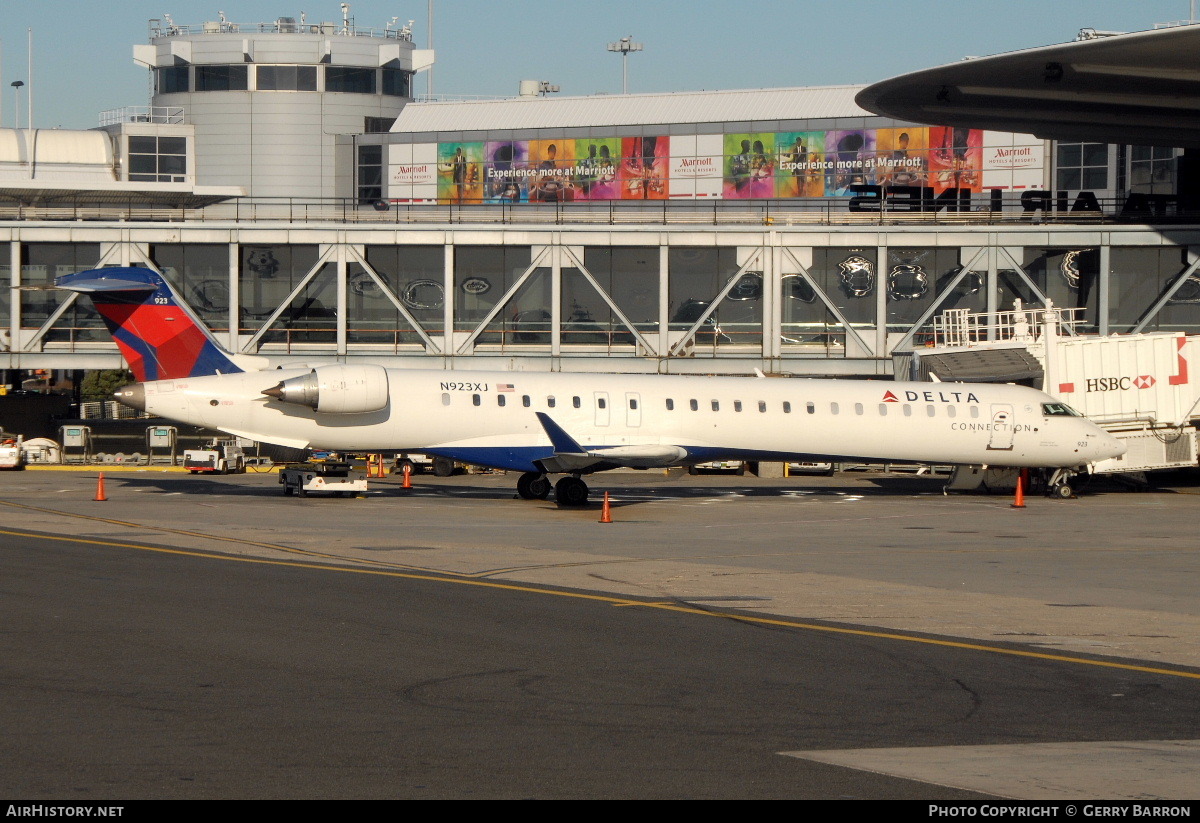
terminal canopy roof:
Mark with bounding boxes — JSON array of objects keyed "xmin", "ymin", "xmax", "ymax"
[{"xmin": 856, "ymin": 24, "xmax": 1200, "ymax": 149}]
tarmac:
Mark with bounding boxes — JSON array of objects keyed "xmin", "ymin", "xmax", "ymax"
[{"xmin": 5, "ymin": 463, "xmax": 1200, "ymax": 672}]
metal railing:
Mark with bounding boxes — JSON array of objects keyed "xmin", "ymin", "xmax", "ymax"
[
  {"xmin": 1, "ymin": 195, "xmax": 1197, "ymax": 228},
  {"xmin": 931, "ymin": 305, "xmax": 1087, "ymax": 348},
  {"xmin": 98, "ymin": 107, "xmax": 187, "ymax": 126},
  {"xmin": 148, "ymin": 19, "xmax": 413, "ymax": 41}
]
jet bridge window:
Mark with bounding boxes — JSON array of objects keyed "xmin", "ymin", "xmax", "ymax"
[
  {"xmin": 441, "ymin": 393, "xmax": 451, "ymax": 406},
  {"xmin": 1042, "ymin": 402, "xmax": 1081, "ymax": 417}
]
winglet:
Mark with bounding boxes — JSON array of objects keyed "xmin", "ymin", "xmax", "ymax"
[{"xmin": 535, "ymin": 412, "xmax": 586, "ymax": 454}]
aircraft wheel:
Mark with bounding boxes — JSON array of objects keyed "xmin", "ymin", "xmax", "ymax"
[
  {"xmin": 555, "ymin": 476, "xmax": 589, "ymax": 507},
  {"xmin": 1052, "ymin": 483, "xmax": 1074, "ymax": 500},
  {"xmin": 517, "ymin": 471, "xmax": 551, "ymax": 500},
  {"xmin": 432, "ymin": 457, "xmax": 455, "ymax": 477}
]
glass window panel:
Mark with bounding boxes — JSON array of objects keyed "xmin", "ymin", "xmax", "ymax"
[
  {"xmin": 326, "ymin": 66, "xmax": 376, "ymax": 94},
  {"xmin": 195, "ymin": 65, "xmax": 248, "ymax": 91},
  {"xmin": 238, "ymin": 245, "xmax": 320, "ymax": 336},
  {"xmin": 20, "ymin": 243, "xmax": 103, "ymax": 342},
  {"xmin": 159, "ymin": 137, "xmax": 187, "ymax": 155}
]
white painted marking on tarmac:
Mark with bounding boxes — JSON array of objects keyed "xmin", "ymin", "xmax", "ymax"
[{"xmin": 781, "ymin": 740, "xmax": 1200, "ymax": 800}]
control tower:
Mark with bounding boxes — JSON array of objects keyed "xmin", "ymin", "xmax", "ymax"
[{"xmin": 134, "ymin": 10, "xmax": 432, "ymax": 198}]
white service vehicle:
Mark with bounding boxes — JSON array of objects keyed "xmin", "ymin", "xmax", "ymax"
[
  {"xmin": 183, "ymin": 439, "xmax": 246, "ymax": 474},
  {"xmin": 279, "ymin": 461, "xmax": 368, "ymax": 497},
  {"xmin": 0, "ymin": 437, "xmax": 25, "ymax": 470}
]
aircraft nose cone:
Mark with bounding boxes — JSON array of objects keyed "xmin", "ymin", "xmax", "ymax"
[{"xmin": 113, "ymin": 383, "xmax": 146, "ymax": 412}]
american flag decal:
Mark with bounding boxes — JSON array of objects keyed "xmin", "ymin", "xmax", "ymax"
[{"xmin": 497, "ymin": 383, "xmax": 514, "ymax": 392}]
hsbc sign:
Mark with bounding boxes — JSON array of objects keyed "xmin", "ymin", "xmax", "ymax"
[{"xmin": 1085, "ymin": 375, "xmax": 1156, "ymax": 392}]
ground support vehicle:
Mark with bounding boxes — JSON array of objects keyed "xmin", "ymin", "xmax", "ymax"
[
  {"xmin": 184, "ymin": 439, "xmax": 247, "ymax": 474},
  {"xmin": 279, "ymin": 462, "xmax": 368, "ymax": 497}
]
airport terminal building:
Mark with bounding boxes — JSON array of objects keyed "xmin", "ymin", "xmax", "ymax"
[{"xmin": 1, "ymin": 15, "xmax": 1196, "ymax": 379}]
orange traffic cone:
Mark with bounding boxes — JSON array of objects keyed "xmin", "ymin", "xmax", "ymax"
[
  {"xmin": 599, "ymin": 491, "xmax": 612, "ymax": 523},
  {"xmin": 1011, "ymin": 468, "xmax": 1027, "ymax": 509},
  {"xmin": 94, "ymin": 472, "xmax": 108, "ymax": 502},
  {"xmin": 402, "ymin": 462, "xmax": 412, "ymax": 489}
]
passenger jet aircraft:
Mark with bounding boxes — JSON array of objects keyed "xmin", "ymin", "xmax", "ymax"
[{"xmin": 58, "ymin": 267, "xmax": 1124, "ymax": 505}]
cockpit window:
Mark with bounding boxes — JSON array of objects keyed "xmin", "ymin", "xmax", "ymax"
[{"xmin": 1042, "ymin": 402, "xmax": 1081, "ymax": 417}]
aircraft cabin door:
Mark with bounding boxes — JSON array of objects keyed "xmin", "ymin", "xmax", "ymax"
[
  {"xmin": 594, "ymin": 391, "xmax": 610, "ymax": 427},
  {"xmin": 625, "ymin": 392, "xmax": 642, "ymax": 428},
  {"xmin": 987, "ymin": 404, "xmax": 1015, "ymax": 450}
]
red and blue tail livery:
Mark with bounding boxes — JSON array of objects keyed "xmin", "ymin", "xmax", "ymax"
[{"xmin": 56, "ymin": 266, "xmax": 263, "ymax": 380}]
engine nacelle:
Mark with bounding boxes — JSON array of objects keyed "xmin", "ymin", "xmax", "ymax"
[{"xmin": 262, "ymin": 364, "xmax": 390, "ymax": 414}]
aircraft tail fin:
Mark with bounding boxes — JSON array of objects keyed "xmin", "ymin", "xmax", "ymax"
[{"xmin": 56, "ymin": 266, "xmax": 267, "ymax": 380}]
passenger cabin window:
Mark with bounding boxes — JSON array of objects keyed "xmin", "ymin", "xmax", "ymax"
[
  {"xmin": 947, "ymin": 406, "xmax": 957, "ymax": 418},
  {"xmin": 598, "ymin": 397, "xmax": 607, "ymax": 409},
  {"xmin": 629, "ymin": 398, "xmax": 638, "ymax": 410},
  {"xmin": 854, "ymin": 403, "xmax": 864, "ymax": 415},
  {"xmin": 758, "ymin": 401, "xmax": 767, "ymax": 413},
  {"xmin": 783, "ymin": 402, "xmax": 792, "ymax": 413},
  {"xmin": 806, "ymin": 402, "xmax": 815, "ymax": 414},
  {"xmin": 441, "ymin": 393, "xmax": 450, "ymax": 406},
  {"xmin": 522, "ymin": 395, "xmax": 531, "ymax": 408},
  {"xmin": 903, "ymin": 404, "xmax": 912, "ymax": 417},
  {"xmin": 878, "ymin": 404, "xmax": 888, "ymax": 415},
  {"xmin": 970, "ymin": 406, "xmax": 980, "ymax": 418},
  {"xmin": 547, "ymin": 396, "xmax": 556, "ymax": 408},
  {"xmin": 472, "ymin": 394, "xmax": 481, "ymax": 406},
  {"xmin": 926, "ymin": 405, "xmax": 936, "ymax": 417},
  {"xmin": 830, "ymin": 402, "xmax": 839, "ymax": 414},
  {"xmin": 690, "ymin": 399, "xmax": 699, "ymax": 411},
  {"xmin": 711, "ymin": 400, "xmax": 719, "ymax": 412},
  {"xmin": 1042, "ymin": 402, "xmax": 1081, "ymax": 416},
  {"xmin": 497, "ymin": 395, "xmax": 506, "ymax": 407},
  {"xmin": 734, "ymin": 400, "xmax": 742, "ymax": 412},
  {"xmin": 666, "ymin": 399, "xmax": 674, "ymax": 411},
  {"xmin": 573, "ymin": 396, "xmax": 581, "ymax": 408}
]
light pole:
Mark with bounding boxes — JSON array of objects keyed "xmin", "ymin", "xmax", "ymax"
[
  {"xmin": 10, "ymin": 81, "xmax": 23, "ymax": 129},
  {"xmin": 607, "ymin": 36, "xmax": 642, "ymax": 94}
]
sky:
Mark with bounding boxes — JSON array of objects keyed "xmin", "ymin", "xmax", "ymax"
[{"xmin": 0, "ymin": 0, "xmax": 1194, "ymax": 130}]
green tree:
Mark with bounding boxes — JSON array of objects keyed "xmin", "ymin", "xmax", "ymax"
[{"xmin": 80, "ymin": 370, "xmax": 134, "ymax": 402}]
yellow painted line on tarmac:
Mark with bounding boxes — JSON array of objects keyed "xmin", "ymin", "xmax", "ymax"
[
  {"xmin": 6, "ymin": 525, "xmax": 1200, "ymax": 684},
  {"xmin": 0, "ymin": 499, "xmax": 463, "ymax": 576}
]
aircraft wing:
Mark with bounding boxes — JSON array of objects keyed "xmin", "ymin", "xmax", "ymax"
[{"xmin": 534, "ymin": 413, "xmax": 687, "ymax": 472}]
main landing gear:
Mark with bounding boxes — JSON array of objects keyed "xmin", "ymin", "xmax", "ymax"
[{"xmin": 516, "ymin": 471, "xmax": 590, "ymax": 506}]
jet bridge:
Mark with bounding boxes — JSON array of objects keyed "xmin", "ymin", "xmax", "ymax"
[{"xmin": 898, "ymin": 302, "xmax": 1200, "ymax": 477}]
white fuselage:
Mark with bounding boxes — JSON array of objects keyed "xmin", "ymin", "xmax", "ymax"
[{"xmin": 127, "ymin": 368, "xmax": 1125, "ymax": 472}]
